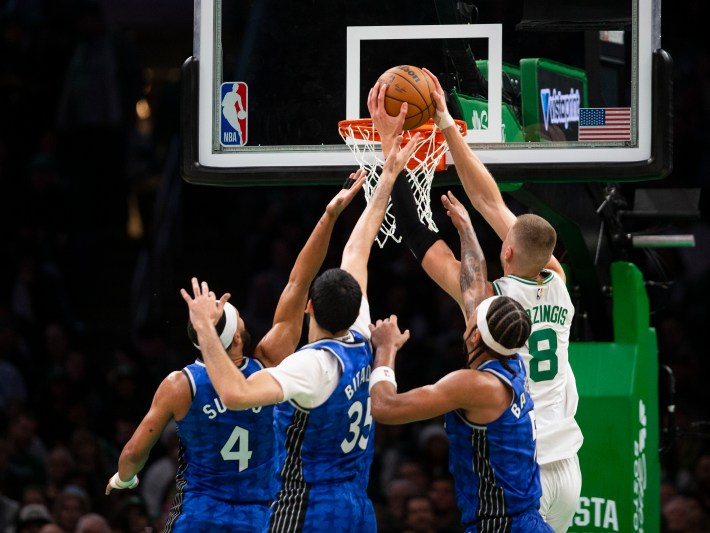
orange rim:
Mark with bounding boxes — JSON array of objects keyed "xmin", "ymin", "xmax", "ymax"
[{"xmin": 338, "ymin": 118, "xmax": 467, "ymax": 171}]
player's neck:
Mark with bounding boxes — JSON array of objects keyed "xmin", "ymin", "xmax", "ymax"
[
  {"xmin": 226, "ymin": 346, "xmax": 245, "ymax": 367},
  {"xmin": 506, "ymin": 262, "xmax": 544, "ymax": 280},
  {"xmin": 308, "ymin": 321, "xmax": 348, "ymax": 343}
]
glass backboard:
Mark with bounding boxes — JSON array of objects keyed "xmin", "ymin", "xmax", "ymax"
[{"xmin": 181, "ymin": 0, "xmax": 671, "ymax": 185}]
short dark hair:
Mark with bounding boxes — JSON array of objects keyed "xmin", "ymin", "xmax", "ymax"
[
  {"xmin": 510, "ymin": 214, "xmax": 557, "ymax": 273},
  {"xmin": 310, "ymin": 268, "xmax": 362, "ymax": 335}
]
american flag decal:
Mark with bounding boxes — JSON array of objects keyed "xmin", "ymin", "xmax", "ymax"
[{"xmin": 578, "ymin": 108, "xmax": 631, "ymax": 141}]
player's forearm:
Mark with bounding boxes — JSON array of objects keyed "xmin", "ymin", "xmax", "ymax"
[
  {"xmin": 458, "ymin": 223, "xmax": 488, "ymax": 318},
  {"xmin": 380, "ymin": 133, "xmax": 398, "ymax": 158},
  {"xmin": 118, "ymin": 450, "xmax": 148, "ymax": 481},
  {"xmin": 371, "ymin": 384, "xmax": 440, "ymax": 425},
  {"xmin": 370, "ymin": 382, "xmax": 403, "ymax": 424},
  {"xmin": 344, "ymin": 169, "xmax": 396, "ymax": 256},
  {"xmin": 442, "ymin": 128, "xmax": 512, "ymax": 240},
  {"xmin": 288, "ymin": 210, "xmax": 337, "ymax": 285}
]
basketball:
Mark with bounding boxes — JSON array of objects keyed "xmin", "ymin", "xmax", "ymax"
[{"xmin": 377, "ymin": 65, "xmax": 435, "ymax": 130}]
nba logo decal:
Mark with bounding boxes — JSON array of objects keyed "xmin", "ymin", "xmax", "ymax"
[{"xmin": 220, "ymin": 82, "xmax": 248, "ymax": 146}]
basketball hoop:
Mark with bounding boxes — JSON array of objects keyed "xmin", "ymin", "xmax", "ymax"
[{"xmin": 338, "ymin": 118, "xmax": 467, "ymax": 247}]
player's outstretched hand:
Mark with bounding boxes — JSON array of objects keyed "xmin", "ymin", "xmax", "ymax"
[
  {"xmin": 381, "ymin": 133, "xmax": 420, "ymax": 182},
  {"xmin": 180, "ymin": 278, "xmax": 230, "ymax": 331},
  {"xmin": 369, "ymin": 315, "xmax": 410, "ymax": 352},
  {"xmin": 368, "ymin": 81, "xmax": 406, "ymax": 141},
  {"xmin": 422, "ymin": 68, "xmax": 456, "ymax": 130},
  {"xmin": 328, "ymin": 168, "xmax": 366, "ymax": 217},
  {"xmin": 422, "ymin": 68, "xmax": 447, "ymax": 115},
  {"xmin": 441, "ymin": 190, "xmax": 473, "ymax": 233}
]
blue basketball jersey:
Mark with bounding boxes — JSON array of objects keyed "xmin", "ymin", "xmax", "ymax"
[
  {"xmin": 171, "ymin": 358, "xmax": 277, "ymax": 504},
  {"xmin": 268, "ymin": 330, "xmax": 375, "ymax": 532},
  {"xmin": 445, "ymin": 355, "xmax": 544, "ymax": 532}
]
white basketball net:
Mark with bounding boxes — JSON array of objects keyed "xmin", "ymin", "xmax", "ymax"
[{"xmin": 339, "ymin": 122, "xmax": 453, "ymax": 248}]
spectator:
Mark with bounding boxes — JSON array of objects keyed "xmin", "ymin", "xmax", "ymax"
[
  {"xmin": 690, "ymin": 451, "xmax": 710, "ymax": 512},
  {"xmin": 428, "ymin": 475, "xmax": 463, "ymax": 533},
  {"xmin": 395, "ymin": 459, "xmax": 430, "ymax": 496},
  {"xmin": 0, "ymin": 493, "xmax": 20, "ymax": 533},
  {"xmin": 381, "ymin": 478, "xmax": 418, "ymax": 532},
  {"xmin": 52, "ymin": 486, "xmax": 89, "ymax": 533},
  {"xmin": 75, "ymin": 513, "xmax": 111, "ymax": 533},
  {"xmin": 4, "ymin": 411, "xmax": 47, "ymax": 499},
  {"xmin": 67, "ymin": 429, "xmax": 110, "ymax": 501},
  {"xmin": 417, "ymin": 424, "xmax": 449, "ymax": 481},
  {"xmin": 38, "ymin": 525, "xmax": 63, "ymax": 533},
  {"xmin": 44, "ymin": 446, "xmax": 76, "ymax": 503},
  {"xmin": 402, "ymin": 495, "xmax": 437, "ymax": 533},
  {"xmin": 111, "ymin": 495, "xmax": 151, "ymax": 533},
  {"xmin": 15, "ymin": 503, "xmax": 53, "ymax": 533},
  {"xmin": 662, "ymin": 494, "xmax": 709, "ymax": 533}
]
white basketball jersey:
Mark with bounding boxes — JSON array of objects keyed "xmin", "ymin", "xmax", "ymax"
[{"xmin": 493, "ymin": 271, "xmax": 584, "ymax": 464}]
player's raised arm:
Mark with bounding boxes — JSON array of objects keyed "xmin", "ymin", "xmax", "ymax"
[
  {"xmin": 422, "ymin": 67, "xmax": 565, "ymax": 281},
  {"xmin": 181, "ymin": 279, "xmax": 284, "ymax": 410},
  {"xmin": 367, "ymin": 315, "xmax": 508, "ymax": 425},
  {"xmin": 367, "ymin": 81, "xmax": 407, "ymax": 156},
  {"xmin": 254, "ymin": 171, "xmax": 366, "ymax": 367},
  {"xmin": 340, "ymin": 134, "xmax": 420, "ymax": 295},
  {"xmin": 422, "ymin": 68, "xmax": 516, "ymax": 239},
  {"xmin": 441, "ymin": 190, "xmax": 493, "ymax": 317}
]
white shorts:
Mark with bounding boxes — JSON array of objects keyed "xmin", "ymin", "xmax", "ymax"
[{"xmin": 539, "ymin": 455, "xmax": 582, "ymax": 533}]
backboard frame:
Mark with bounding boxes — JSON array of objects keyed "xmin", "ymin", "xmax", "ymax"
[{"xmin": 181, "ymin": 0, "xmax": 671, "ymax": 186}]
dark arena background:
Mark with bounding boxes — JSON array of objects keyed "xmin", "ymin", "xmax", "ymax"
[{"xmin": 0, "ymin": 1, "xmax": 708, "ymax": 532}]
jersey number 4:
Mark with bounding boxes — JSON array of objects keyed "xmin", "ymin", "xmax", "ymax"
[
  {"xmin": 341, "ymin": 398, "xmax": 372, "ymax": 454},
  {"xmin": 528, "ymin": 327, "xmax": 558, "ymax": 382},
  {"xmin": 221, "ymin": 425, "xmax": 252, "ymax": 472}
]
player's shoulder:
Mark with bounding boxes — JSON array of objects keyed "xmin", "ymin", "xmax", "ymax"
[
  {"xmin": 155, "ymin": 370, "xmax": 193, "ymax": 417},
  {"xmin": 163, "ymin": 370, "xmax": 192, "ymax": 393}
]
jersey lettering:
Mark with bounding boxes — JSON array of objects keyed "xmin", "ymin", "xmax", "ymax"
[
  {"xmin": 340, "ymin": 398, "xmax": 372, "ymax": 453},
  {"xmin": 202, "ymin": 397, "xmax": 228, "ymax": 419}
]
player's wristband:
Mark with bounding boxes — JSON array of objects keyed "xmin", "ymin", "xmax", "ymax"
[
  {"xmin": 369, "ymin": 366, "xmax": 397, "ymax": 392},
  {"xmin": 109, "ymin": 472, "xmax": 139, "ymax": 490},
  {"xmin": 436, "ymin": 109, "xmax": 455, "ymax": 130}
]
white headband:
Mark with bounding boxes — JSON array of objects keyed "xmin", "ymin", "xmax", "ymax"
[
  {"xmin": 476, "ymin": 296, "xmax": 519, "ymax": 356},
  {"xmin": 192, "ymin": 302, "xmax": 239, "ymax": 350}
]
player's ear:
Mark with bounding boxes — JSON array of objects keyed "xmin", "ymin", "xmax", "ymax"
[
  {"xmin": 229, "ymin": 330, "xmax": 242, "ymax": 353},
  {"xmin": 504, "ymin": 244, "xmax": 514, "ymax": 262},
  {"xmin": 305, "ymin": 299, "xmax": 314, "ymax": 314}
]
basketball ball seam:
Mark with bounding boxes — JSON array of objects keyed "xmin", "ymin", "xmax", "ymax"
[
  {"xmin": 390, "ymin": 71, "xmax": 430, "ymax": 111},
  {"xmin": 379, "ymin": 65, "xmax": 435, "ymax": 129}
]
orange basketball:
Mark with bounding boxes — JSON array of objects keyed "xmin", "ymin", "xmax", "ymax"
[{"xmin": 377, "ymin": 65, "xmax": 435, "ymax": 130}]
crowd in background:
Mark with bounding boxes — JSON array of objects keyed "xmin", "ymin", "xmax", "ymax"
[{"xmin": 1, "ymin": 1, "xmax": 709, "ymax": 532}]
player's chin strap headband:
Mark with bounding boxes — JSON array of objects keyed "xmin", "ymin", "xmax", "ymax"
[
  {"xmin": 192, "ymin": 302, "xmax": 239, "ymax": 350},
  {"xmin": 477, "ymin": 296, "xmax": 520, "ymax": 356}
]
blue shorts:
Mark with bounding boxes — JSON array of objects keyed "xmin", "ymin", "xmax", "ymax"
[
  {"xmin": 266, "ymin": 482, "xmax": 376, "ymax": 533},
  {"xmin": 465, "ymin": 509, "xmax": 554, "ymax": 533},
  {"xmin": 163, "ymin": 491, "xmax": 270, "ymax": 533}
]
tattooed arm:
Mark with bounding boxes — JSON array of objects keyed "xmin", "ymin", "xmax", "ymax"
[{"xmin": 440, "ymin": 191, "xmax": 494, "ymax": 318}]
